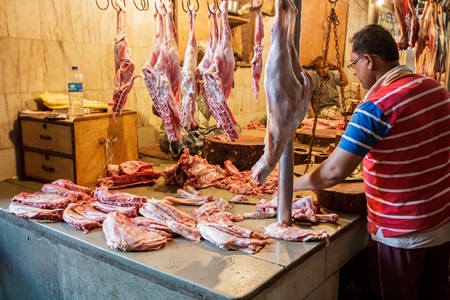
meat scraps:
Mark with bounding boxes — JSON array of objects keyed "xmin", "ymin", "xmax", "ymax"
[{"xmin": 98, "ymin": 161, "xmax": 162, "ymax": 189}]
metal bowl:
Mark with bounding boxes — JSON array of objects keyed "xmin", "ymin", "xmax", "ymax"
[{"xmin": 228, "ymin": 0, "xmax": 240, "ymax": 14}]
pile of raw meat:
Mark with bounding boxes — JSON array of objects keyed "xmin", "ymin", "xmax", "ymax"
[
  {"xmin": 162, "ymin": 148, "xmax": 278, "ymax": 195},
  {"xmin": 6, "ymin": 177, "xmax": 337, "ymax": 253}
]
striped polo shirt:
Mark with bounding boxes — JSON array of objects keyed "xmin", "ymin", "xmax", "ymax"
[{"xmin": 338, "ymin": 73, "xmax": 450, "ymax": 237}]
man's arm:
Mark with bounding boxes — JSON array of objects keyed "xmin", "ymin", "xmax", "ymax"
[{"xmin": 293, "ymin": 147, "xmax": 363, "ymax": 191}]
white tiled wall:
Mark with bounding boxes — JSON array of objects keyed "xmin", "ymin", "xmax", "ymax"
[{"xmin": 0, "ymin": 0, "xmax": 367, "ymax": 181}]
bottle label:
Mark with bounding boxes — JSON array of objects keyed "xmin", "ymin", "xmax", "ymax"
[{"xmin": 68, "ymin": 82, "xmax": 83, "ymax": 92}]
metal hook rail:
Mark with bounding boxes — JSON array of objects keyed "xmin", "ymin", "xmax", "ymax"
[{"xmin": 96, "ymin": 0, "xmax": 150, "ymax": 11}]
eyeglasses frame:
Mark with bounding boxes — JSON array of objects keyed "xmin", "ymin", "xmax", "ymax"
[{"xmin": 347, "ymin": 54, "xmax": 366, "ymax": 71}]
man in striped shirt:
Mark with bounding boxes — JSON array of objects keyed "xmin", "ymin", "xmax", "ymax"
[{"xmin": 293, "ymin": 24, "xmax": 450, "ymax": 299}]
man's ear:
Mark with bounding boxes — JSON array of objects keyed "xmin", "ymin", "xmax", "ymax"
[{"xmin": 366, "ymin": 54, "xmax": 375, "ymax": 70}]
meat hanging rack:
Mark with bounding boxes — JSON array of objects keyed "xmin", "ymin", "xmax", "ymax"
[
  {"xmin": 95, "ymin": 0, "xmax": 150, "ymax": 11},
  {"xmin": 303, "ymin": 0, "xmax": 347, "ymax": 175}
]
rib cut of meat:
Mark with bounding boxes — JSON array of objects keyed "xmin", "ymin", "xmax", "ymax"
[
  {"xmin": 7, "ymin": 201, "xmax": 64, "ymax": 222},
  {"xmin": 52, "ymin": 179, "xmax": 94, "ymax": 197},
  {"xmin": 63, "ymin": 203, "xmax": 103, "ymax": 234},
  {"xmin": 112, "ymin": 0, "xmax": 139, "ymax": 119},
  {"xmin": 94, "ymin": 186, "xmax": 148, "ymax": 207},
  {"xmin": 103, "ymin": 212, "xmax": 169, "ymax": 251},
  {"xmin": 92, "ymin": 201, "xmax": 138, "ymax": 218},
  {"xmin": 252, "ymin": 0, "xmax": 312, "ymax": 184},
  {"xmin": 11, "ymin": 191, "xmax": 75, "ymax": 209}
]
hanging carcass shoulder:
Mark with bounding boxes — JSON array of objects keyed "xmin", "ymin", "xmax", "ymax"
[
  {"xmin": 112, "ymin": 0, "xmax": 140, "ymax": 120},
  {"xmin": 251, "ymin": 0, "xmax": 313, "ymax": 184},
  {"xmin": 199, "ymin": 1, "xmax": 239, "ymax": 142},
  {"xmin": 142, "ymin": 1, "xmax": 182, "ymax": 142},
  {"xmin": 393, "ymin": 0, "xmax": 420, "ymax": 50},
  {"xmin": 180, "ymin": 4, "xmax": 199, "ymax": 129}
]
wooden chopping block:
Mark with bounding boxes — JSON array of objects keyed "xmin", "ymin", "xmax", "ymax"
[
  {"xmin": 316, "ymin": 181, "xmax": 366, "ymax": 214},
  {"xmin": 296, "ymin": 129, "xmax": 343, "ymax": 148},
  {"xmin": 202, "ymin": 134, "xmax": 265, "ymax": 171}
]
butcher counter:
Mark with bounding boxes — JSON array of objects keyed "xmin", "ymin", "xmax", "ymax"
[{"xmin": 0, "ymin": 155, "xmax": 369, "ymax": 300}]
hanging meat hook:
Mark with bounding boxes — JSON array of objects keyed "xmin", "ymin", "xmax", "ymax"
[
  {"xmin": 95, "ymin": 0, "xmax": 110, "ymax": 10},
  {"xmin": 96, "ymin": 0, "xmax": 127, "ymax": 11},
  {"xmin": 215, "ymin": 0, "xmax": 222, "ymax": 12},
  {"xmin": 182, "ymin": 0, "xmax": 200, "ymax": 12},
  {"xmin": 133, "ymin": 0, "xmax": 149, "ymax": 11}
]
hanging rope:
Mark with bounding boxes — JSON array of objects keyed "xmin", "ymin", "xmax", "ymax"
[
  {"xmin": 99, "ymin": 136, "xmax": 118, "ymax": 171},
  {"xmin": 303, "ymin": 0, "xmax": 346, "ymax": 174}
]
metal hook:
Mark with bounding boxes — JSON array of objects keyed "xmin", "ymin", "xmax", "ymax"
[
  {"xmin": 96, "ymin": 0, "xmax": 109, "ymax": 10},
  {"xmin": 182, "ymin": 0, "xmax": 200, "ymax": 12},
  {"xmin": 207, "ymin": 1, "xmax": 216, "ymax": 14},
  {"xmin": 134, "ymin": 0, "xmax": 149, "ymax": 11},
  {"xmin": 215, "ymin": 0, "xmax": 222, "ymax": 12}
]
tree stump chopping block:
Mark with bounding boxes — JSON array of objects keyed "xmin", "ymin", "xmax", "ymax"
[
  {"xmin": 202, "ymin": 135, "xmax": 265, "ymax": 171},
  {"xmin": 316, "ymin": 181, "xmax": 366, "ymax": 214}
]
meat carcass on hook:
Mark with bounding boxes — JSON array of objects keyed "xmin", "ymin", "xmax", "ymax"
[
  {"xmin": 112, "ymin": 0, "xmax": 140, "ymax": 120},
  {"xmin": 180, "ymin": 4, "xmax": 199, "ymax": 129},
  {"xmin": 251, "ymin": 0, "xmax": 264, "ymax": 100},
  {"xmin": 252, "ymin": 0, "xmax": 312, "ymax": 184}
]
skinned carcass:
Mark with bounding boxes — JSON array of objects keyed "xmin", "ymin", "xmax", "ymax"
[
  {"xmin": 112, "ymin": 0, "xmax": 140, "ymax": 120},
  {"xmin": 180, "ymin": 4, "xmax": 199, "ymax": 129},
  {"xmin": 251, "ymin": 0, "xmax": 264, "ymax": 100},
  {"xmin": 251, "ymin": 0, "xmax": 312, "ymax": 184}
]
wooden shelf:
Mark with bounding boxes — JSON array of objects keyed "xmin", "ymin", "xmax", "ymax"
[{"xmin": 228, "ymin": 15, "xmax": 250, "ymax": 28}]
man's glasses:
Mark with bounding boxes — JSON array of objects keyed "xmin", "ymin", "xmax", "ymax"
[{"xmin": 347, "ymin": 54, "xmax": 365, "ymax": 71}]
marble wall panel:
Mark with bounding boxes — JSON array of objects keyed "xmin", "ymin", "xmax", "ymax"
[
  {"xmin": 0, "ymin": 0, "xmax": 18, "ymax": 38},
  {"xmin": 42, "ymin": 40, "xmax": 65, "ymax": 92},
  {"xmin": 18, "ymin": 39, "xmax": 45, "ymax": 94},
  {"xmin": 0, "ymin": 38, "xmax": 21, "ymax": 94},
  {"xmin": 40, "ymin": 0, "xmax": 63, "ymax": 42},
  {"xmin": 16, "ymin": 0, "xmax": 41, "ymax": 40},
  {"xmin": 0, "ymin": 93, "xmax": 22, "ymax": 149}
]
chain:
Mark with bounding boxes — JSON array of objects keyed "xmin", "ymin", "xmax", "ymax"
[{"xmin": 304, "ymin": 0, "xmax": 345, "ymax": 174}]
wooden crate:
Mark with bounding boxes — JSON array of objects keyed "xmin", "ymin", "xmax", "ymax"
[{"xmin": 19, "ymin": 111, "xmax": 138, "ymax": 187}]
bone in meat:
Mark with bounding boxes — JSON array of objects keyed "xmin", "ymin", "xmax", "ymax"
[
  {"xmin": 103, "ymin": 212, "xmax": 169, "ymax": 251},
  {"xmin": 252, "ymin": 0, "xmax": 312, "ymax": 184},
  {"xmin": 63, "ymin": 203, "xmax": 103, "ymax": 234},
  {"xmin": 202, "ymin": 1, "xmax": 239, "ymax": 142},
  {"xmin": 142, "ymin": 3, "xmax": 181, "ymax": 142},
  {"xmin": 7, "ymin": 201, "xmax": 64, "ymax": 222},
  {"xmin": 265, "ymin": 221, "xmax": 329, "ymax": 245},
  {"xmin": 112, "ymin": 0, "xmax": 139, "ymax": 120},
  {"xmin": 250, "ymin": 0, "xmax": 264, "ymax": 100},
  {"xmin": 180, "ymin": 4, "xmax": 199, "ymax": 129}
]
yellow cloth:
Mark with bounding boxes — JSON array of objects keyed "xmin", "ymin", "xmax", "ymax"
[{"xmin": 39, "ymin": 92, "xmax": 108, "ymax": 110}]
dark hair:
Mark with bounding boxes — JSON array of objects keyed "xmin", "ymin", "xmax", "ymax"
[{"xmin": 349, "ymin": 24, "xmax": 399, "ymax": 62}]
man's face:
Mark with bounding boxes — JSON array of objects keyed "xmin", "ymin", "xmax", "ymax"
[{"xmin": 316, "ymin": 61, "xmax": 329, "ymax": 78}]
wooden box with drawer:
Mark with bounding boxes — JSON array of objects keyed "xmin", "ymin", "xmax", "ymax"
[{"xmin": 19, "ymin": 111, "xmax": 138, "ymax": 187}]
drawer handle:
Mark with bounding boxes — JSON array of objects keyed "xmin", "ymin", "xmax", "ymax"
[
  {"xmin": 39, "ymin": 134, "xmax": 52, "ymax": 140},
  {"xmin": 42, "ymin": 166, "xmax": 55, "ymax": 173}
]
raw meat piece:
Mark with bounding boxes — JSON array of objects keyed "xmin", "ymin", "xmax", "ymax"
[
  {"xmin": 252, "ymin": 0, "xmax": 312, "ymax": 184},
  {"xmin": 11, "ymin": 191, "xmax": 74, "ymax": 209},
  {"xmin": 202, "ymin": 1, "xmax": 239, "ymax": 142},
  {"xmin": 91, "ymin": 201, "xmax": 138, "ymax": 218},
  {"xmin": 142, "ymin": 1, "xmax": 182, "ymax": 142},
  {"xmin": 94, "ymin": 186, "xmax": 148, "ymax": 207},
  {"xmin": 130, "ymin": 216, "xmax": 173, "ymax": 237},
  {"xmin": 97, "ymin": 175, "xmax": 159, "ymax": 190},
  {"xmin": 393, "ymin": 0, "xmax": 419, "ymax": 50},
  {"xmin": 198, "ymin": 222, "xmax": 268, "ymax": 254},
  {"xmin": 162, "ymin": 148, "xmax": 225, "ymax": 188},
  {"xmin": 177, "ymin": 188, "xmax": 212, "ymax": 202},
  {"xmin": 265, "ymin": 221, "xmax": 329, "ymax": 245},
  {"xmin": 116, "ymin": 161, "xmax": 156, "ymax": 175},
  {"xmin": 99, "ymin": 161, "xmax": 162, "ymax": 189},
  {"xmin": 7, "ymin": 201, "xmax": 64, "ymax": 222},
  {"xmin": 41, "ymin": 183, "xmax": 93, "ymax": 203},
  {"xmin": 243, "ymin": 211, "xmax": 277, "ymax": 219},
  {"xmin": 180, "ymin": 4, "xmax": 199, "ymax": 129},
  {"xmin": 74, "ymin": 203, "xmax": 107, "ymax": 223},
  {"xmin": 52, "ymin": 179, "xmax": 94, "ymax": 197},
  {"xmin": 250, "ymin": 0, "xmax": 264, "ymax": 100},
  {"xmin": 112, "ymin": 0, "xmax": 139, "ymax": 119},
  {"xmin": 63, "ymin": 203, "xmax": 102, "ymax": 234},
  {"xmin": 103, "ymin": 212, "xmax": 169, "ymax": 251},
  {"xmin": 163, "ymin": 196, "xmax": 206, "ymax": 206}
]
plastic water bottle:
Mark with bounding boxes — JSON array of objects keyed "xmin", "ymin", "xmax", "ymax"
[{"xmin": 67, "ymin": 66, "xmax": 84, "ymax": 119}]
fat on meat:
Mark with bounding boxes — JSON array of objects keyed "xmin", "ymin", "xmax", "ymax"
[
  {"xmin": 142, "ymin": 2, "xmax": 181, "ymax": 142},
  {"xmin": 52, "ymin": 179, "xmax": 94, "ymax": 197},
  {"xmin": 63, "ymin": 203, "xmax": 103, "ymax": 234},
  {"xmin": 94, "ymin": 186, "xmax": 148, "ymax": 207},
  {"xmin": 164, "ymin": 1, "xmax": 181, "ymax": 106},
  {"xmin": 265, "ymin": 221, "xmax": 329, "ymax": 245},
  {"xmin": 7, "ymin": 201, "xmax": 64, "ymax": 222},
  {"xmin": 250, "ymin": 0, "xmax": 264, "ymax": 100},
  {"xmin": 11, "ymin": 191, "xmax": 75, "ymax": 209},
  {"xmin": 252, "ymin": 0, "xmax": 312, "ymax": 184},
  {"xmin": 202, "ymin": 1, "xmax": 239, "ymax": 142},
  {"xmin": 112, "ymin": 0, "xmax": 139, "ymax": 120},
  {"xmin": 103, "ymin": 212, "xmax": 169, "ymax": 251},
  {"xmin": 180, "ymin": 4, "xmax": 199, "ymax": 129}
]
